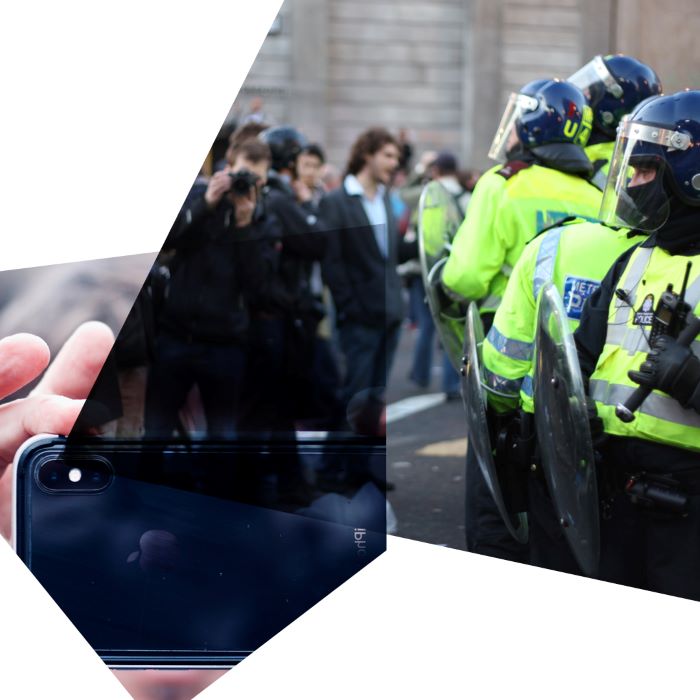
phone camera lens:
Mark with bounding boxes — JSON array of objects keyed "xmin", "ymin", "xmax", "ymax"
[{"xmin": 49, "ymin": 471, "xmax": 58, "ymax": 482}]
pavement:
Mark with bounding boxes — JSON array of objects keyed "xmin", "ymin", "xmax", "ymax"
[{"xmin": 385, "ymin": 321, "xmax": 468, "ymax": 550}]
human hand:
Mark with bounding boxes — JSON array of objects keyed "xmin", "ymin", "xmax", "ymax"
[
  {"xmin": 0, "ymin": 322, "xmax": 114, "ymax": 540},
  {"xmin": 113, "ymin": 669, "xmax": 227, "ymax": 700},
  {"xmin": 415, "ymin": 150, "xmax": 438, "ymax": 175},
  {"xmin": 204, "ymin": 169, "xmax": 233, "ymax": 209},
  {"xmin": 628, "ymin": 334, "xmax": 700, "ymax": 410},
  {"xmin": 232, "ymin": 186, "xmax": 257, "ymax": 228},
  {"xmin": 291, "ymin": 178, "xmax": 313, "ymax": 204}
]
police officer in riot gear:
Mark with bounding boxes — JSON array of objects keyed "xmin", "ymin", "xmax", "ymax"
[
  {"xmin": 480, "ymin": 57, "xmax": 662, "ymax": 569},
  {"xmin": 570, "ymin": 90, "xmax": 700, "ymax": 599},
  {"xmin": 442, "ymin": 78, "xmax": 600, "ymax": 314},
  {"xmin": 439, "ymin": 78, "xmax": 602, "ymax": 560},
  {"xmin": 568, "ymin": 54, "xmax": 662, "ymax": 188}
]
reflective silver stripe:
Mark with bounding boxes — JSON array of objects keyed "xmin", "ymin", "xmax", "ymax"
[
  {"xmin": 616, "ymin": 246, "xmax": 653, "ymax": 313},
  {"xmin": 590, "ymin": 379, "xmax": 700, "ymax": 430},
  {"xmin": 521, "ymin": 374, "xmax": 533, "ymax": 397},
  {"xmin": 606, "ymin": 249, "xmax": 700, "ymax": 353},
  {"xmin": 479, "ymin": 293, "xmax": 502, "ymax": 310},
  {"xmin": 484, "ymin": 368, "xmax": 522, "ymax": 397},
  {"xmin": 604, "ymin": 247, "xmax": 654, "ymax": 349},
  {"xmin": 590, "ymin": 168, "xmax": 608, "ymax": 192},
  {"xmin": 609, "ymin": 323, "xmax": 650, "ymax": 355},
  {"xmin": 532, "ymin": 226, "xmax": 563, "ymax": 299},
  {"xmin": 486, "ymin": 324, "xmax": 533, "ymax": 361},
  {"xmin": 501, "ymin": 264, "xmax": 513, "ymax": 277},
  {"xmin": 684, "ymin": 274, "xmax": 700, "ymax": 312}
]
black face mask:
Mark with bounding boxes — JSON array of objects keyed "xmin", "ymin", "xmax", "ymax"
[
  {"xmin": 654, "ymin": 198, "xmax": 700, "ymax": 254},
  {"xmin": 626, "ymin": 178, "xmax": 670, "ymax": 231}
]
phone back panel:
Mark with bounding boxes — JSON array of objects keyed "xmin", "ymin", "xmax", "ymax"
[{"xmin": 15, "ymin": 438, "xmax": 385, "ymax": 666}]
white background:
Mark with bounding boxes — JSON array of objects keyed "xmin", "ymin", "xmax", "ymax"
[{"xmin": 2, "ymin": 2, "xmax": 700, "ymax": 698}]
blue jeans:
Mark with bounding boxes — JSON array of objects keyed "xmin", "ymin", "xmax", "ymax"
[{"xmin": 408, "ymin": 277, "xmax": 461, "ymax": 393}]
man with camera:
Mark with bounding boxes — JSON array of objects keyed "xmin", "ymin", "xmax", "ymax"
[
  {"xmin": 237, "ymin": 126, "xmax": 330, "ymax": 432},
  {"xmin": 143, "ymin": 139, "xmax": 278, "ymax": 438}
]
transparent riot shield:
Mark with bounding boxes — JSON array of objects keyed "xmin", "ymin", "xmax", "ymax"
[
  {"xmin": 462, "ymin": 302, "xmax": 528, "ymax": 544},
  {"xmin": 534, "ymin": 282, "xmax": 599, "ymax": 577},
  {"xmin": 418, "ymin": 180, "xmax": 466, "ymax": 371}
]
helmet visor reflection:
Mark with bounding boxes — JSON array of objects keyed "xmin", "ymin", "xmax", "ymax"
[
  {"xmin": 487, "ymin": 92, "xmax": 539, "ymax": 163},
  {"xmin": 569, "ymin": 55, "xmax": 623, "ymax": 105},
  {"xmin": 598, "ymin": 119, "xmax": 691, "ymax": 231}
]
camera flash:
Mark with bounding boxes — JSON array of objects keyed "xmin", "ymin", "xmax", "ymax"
[{"xmin": 68, "ymin": 468, "xmax": 82, "ymax": 483}]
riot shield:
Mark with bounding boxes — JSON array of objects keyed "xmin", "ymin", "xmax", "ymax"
[
  {"xmin": 462, "ymin": 302, "xmax": 528, "ymax": 544},
  {"xmin": 534, "ymin": 282, "xmax": 599, "ymax": 577},
  {"xmin": 418, "ymin": 180, "xmax": 466, "ymax": 371}
]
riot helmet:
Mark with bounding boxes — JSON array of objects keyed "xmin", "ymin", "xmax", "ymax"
[
  {"xmin": 488, "ymin": 78, "xmax": 593, "ymax": 162},
  {"xmin": 599, "ymin": 90, "xmax": 700, "ymax": 231},
  {"xmin": 259, "ymin": 125, "xmax": 309, "ymax": 174},
  {"xmin": 569, "ymin": 54, "xmax": 662, "ymax": 138}
]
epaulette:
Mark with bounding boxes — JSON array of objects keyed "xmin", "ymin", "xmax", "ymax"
[{"xmin": 496, "ymin": 160, "xmax": 533, "ymax": 180}]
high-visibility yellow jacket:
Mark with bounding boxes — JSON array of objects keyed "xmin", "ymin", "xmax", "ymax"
[
  {"xmin": 483, "ymin": 218, "xmax": 642, "ymax": 413},
  {"xmin": 442, "ymin": 161, "xmax": 603, "ymax": 314},
  {"xmin": 590, "ymin": 245, "xmax": 700, "ymax": 451},
  {"xmin": 585, "ymin": 140, "xmax": 615, "ymax": 192}
]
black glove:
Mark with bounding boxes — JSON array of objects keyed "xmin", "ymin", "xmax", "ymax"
[{"xmin": 628, "ymin": 334, "xmax": 700, "ymax": 411}]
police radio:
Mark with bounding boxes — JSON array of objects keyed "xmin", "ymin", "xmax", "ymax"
[{"xmin": 616, "ymin": 261, "xmax": 700, "ymax": 422}]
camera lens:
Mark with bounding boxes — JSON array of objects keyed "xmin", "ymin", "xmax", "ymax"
[{"xmin": 38, "ymin": 457, "xmax": 113, "ymax": 492}]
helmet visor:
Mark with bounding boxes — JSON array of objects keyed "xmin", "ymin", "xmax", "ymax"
[
  {"xmin": 599, "ymin": 118, "xmax": 692, "ymax": 231},
  {"xmin": 488, "ymin": 92, "xmax": 539, "ymax": 162},
  {"xmin": 568, "ymin": 55, "xmax": 623, "ymax": 106}
]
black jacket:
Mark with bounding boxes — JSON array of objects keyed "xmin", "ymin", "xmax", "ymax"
[
  {"xmin": 159, "ymin": 195, "xmax": 278, "ymax": 344},
  {"xmin": 255, "ymin": 173, "xmax": 328, "ymax": 319},
  {"xmin": 319, "ymin": 182, "xmax": 416, "ymax": 328}
]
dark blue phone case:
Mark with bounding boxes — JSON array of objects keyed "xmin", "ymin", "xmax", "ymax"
[{"xmin": 15, "ymin": 436, "xmax": 385, "ymax": 667}]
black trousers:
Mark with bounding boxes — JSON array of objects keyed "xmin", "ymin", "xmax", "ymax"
[
  {"xmin": 144, "ymin": 332, "xmax": 246, "ymax": 438},
  {"xmin": 528, "ymin": 436, "xmax": 700, "ymax": 601},
  {"xmin": 464, "ymin": 310, "xmax": 529, "ymax": 563},
  {"xmin": 465, "ymin": 445, "xmax": 530, "ymax": 563}
]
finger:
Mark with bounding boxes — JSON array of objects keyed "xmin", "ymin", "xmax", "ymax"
[
  {"xmin": 0, "ymin": 334, "xmax": 50, "ymax": 401},
  {"xmin": 0, "ymin": 465, "xmax": 12, "ymax": 540},
  {"xmin": 628, "ymin": 369, "xmax": 651, "ymax": 386},
  {"xmin": 0, "ymin": 394, "xmax": 84, "ymax": 470},
  {"xmin": 33, "ymin": 322, "xmax": 114, "ymax": 399}
]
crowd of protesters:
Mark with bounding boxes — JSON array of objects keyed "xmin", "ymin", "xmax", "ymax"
[{"xmin": 84, "ymin": 104, "xmax": 482, "ymax": 442}]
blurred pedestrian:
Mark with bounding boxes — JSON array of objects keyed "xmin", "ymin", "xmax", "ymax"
[{"xmin": 320, "ymin": 127, "xmax": 416, "ymax": 422}]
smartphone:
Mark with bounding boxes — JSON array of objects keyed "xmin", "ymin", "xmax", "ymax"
[{"xmin": 14, "ymin": 435, "xmax": 385, "ymax": 668}]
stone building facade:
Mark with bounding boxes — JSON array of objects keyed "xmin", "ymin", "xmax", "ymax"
[{"xmin": 225, "ymin": 0, "xmax": 700, "ymax": 172}]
